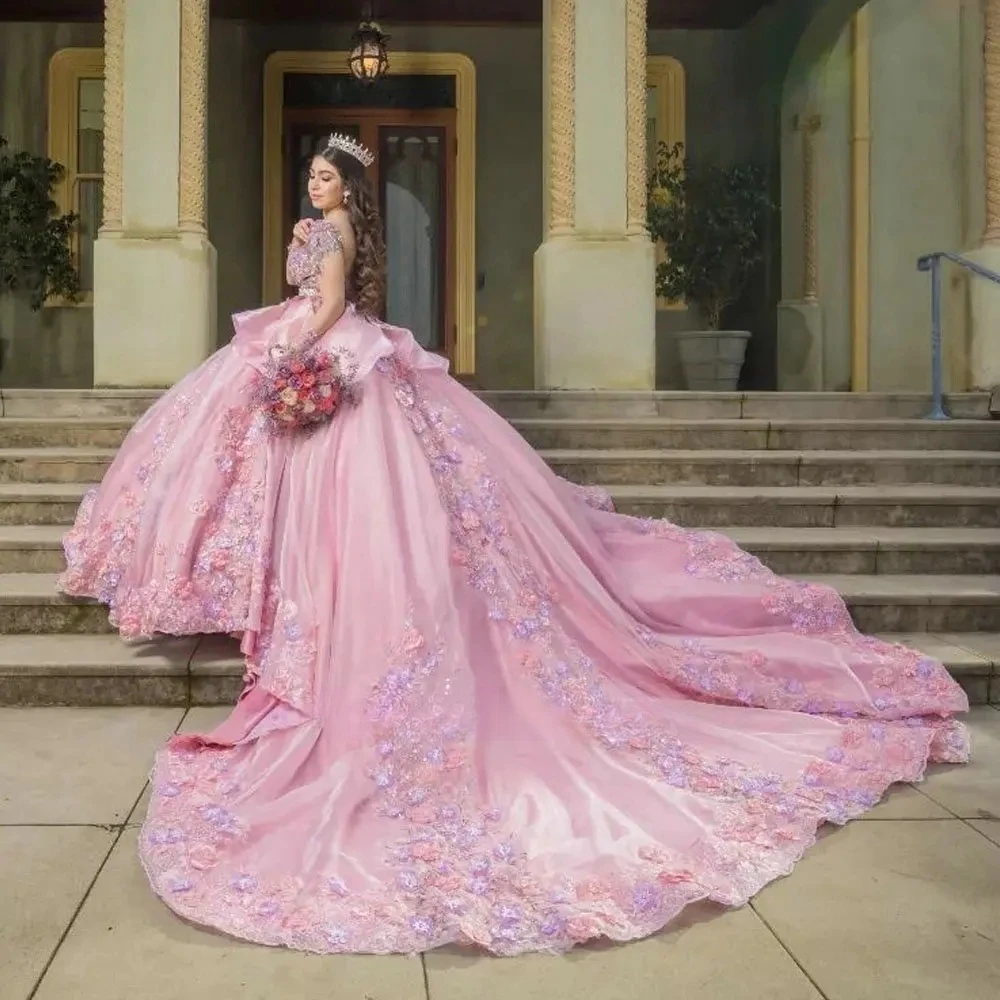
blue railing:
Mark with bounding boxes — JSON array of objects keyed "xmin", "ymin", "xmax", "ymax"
[{"xmin": 917, "ymin": 251, "xmax": 1000, "ymax": 420}]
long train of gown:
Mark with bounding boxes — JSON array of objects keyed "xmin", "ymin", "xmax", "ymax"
[{"xmin": 60, "ymin": 297, "xmax": 970, "ymax": 956}]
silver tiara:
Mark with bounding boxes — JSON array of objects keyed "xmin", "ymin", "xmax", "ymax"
[{"xmin": 324, "ymin": 132, "xmax": 375, "ymax": 168}]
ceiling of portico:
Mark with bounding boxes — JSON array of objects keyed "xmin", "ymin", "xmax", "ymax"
[{"xmin": 3, "ymin": 1, "xmax": 777, "ymax": 29}]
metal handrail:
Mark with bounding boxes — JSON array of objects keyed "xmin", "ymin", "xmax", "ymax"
[{"xmin": 917, "ymin": 251, "xmax": 1000, "ymax": 420}]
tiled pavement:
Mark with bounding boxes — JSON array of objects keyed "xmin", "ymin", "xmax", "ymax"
[{"xmin": 2, "ymin": 706, "xmax": 999, "ymax": 1000}]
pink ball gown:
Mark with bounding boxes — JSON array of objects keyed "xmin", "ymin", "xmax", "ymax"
[{"xmin": 60, "ymin": 219, "xmax": 969, "ymax": 956}]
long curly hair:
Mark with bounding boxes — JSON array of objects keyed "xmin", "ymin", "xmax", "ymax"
[{"xmin": 316, "ymin": 141, "xmax": 386, "ymax": 319}]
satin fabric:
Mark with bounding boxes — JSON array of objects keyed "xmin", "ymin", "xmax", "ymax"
[{"xmin": 60, "ymin": 299, "xmax": 969, "ymax": 957}]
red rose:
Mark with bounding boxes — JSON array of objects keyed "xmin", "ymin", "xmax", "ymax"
[{"xmin": 289, "ymin": 359, "xmax": 305, "ymax": 374}]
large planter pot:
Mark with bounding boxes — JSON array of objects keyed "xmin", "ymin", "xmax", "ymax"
[{"xmin": 675, "ymin": 330, "xmax": 751, "ymax": 391}]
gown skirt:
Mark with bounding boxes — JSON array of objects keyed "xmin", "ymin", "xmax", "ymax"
[{"xmin": 59, "ymin": 298, "xmax": 970, "ymax": 956}]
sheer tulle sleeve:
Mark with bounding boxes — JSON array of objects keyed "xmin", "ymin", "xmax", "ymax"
[
  {"xmin": 310, "ymin": 222, "xmax": 344, "ymax": 261},
  {"xmin": 286, "ymin": 222, "xmax": 345, "ymax": 294}
]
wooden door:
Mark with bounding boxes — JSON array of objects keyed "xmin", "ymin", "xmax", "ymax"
[{"xmin": 283, "ymin": 107, "xmax": 456, "ymax": 361}]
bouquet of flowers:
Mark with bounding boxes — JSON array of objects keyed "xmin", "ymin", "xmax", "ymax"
[{"xmin": 254, "ymin": 345, "xmax": 359, "ymax": 432}]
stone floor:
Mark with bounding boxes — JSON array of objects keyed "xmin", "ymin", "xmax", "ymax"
[{"xmin": 2, "ymin": 706, "xmax": 999, "ymax": 1000}]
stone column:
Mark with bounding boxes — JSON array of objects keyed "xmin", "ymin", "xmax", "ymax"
[
  {"xmin": 93, "ymin": 0, "xmax": 216, "ymax": 387},
  {"xmin": 534, "ymin": 0, "xmax": 657, "ymax": 390},
  {"xmin": 777, "ymin": 113, "xmax": 825, "ymax": 391},
  {"xmin": 968, "ymin": 0, "xmax": 1000, "ymax": 389}
]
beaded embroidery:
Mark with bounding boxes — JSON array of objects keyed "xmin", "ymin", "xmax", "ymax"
[
  {"xmin": 71, "ymin": 334, "xmax": 967, "ymax": 955},
  {"xmin": 286, "ymin": 221, "xmax": 344, "ymax": 301}
]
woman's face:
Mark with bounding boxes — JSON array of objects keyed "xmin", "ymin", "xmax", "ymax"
[{"xmin": 307, "ymin": 156, "xmax": 346, "ymax": 213}]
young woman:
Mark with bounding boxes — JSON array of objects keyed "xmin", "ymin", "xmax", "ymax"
[{"xmin": 60, "ymin": 133, "xmax": 969, "ymax": 956}]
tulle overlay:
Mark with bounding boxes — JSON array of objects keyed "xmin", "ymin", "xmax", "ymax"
[{"xmin": 60, "ymin": 301, "xmax": 969, "ymax": 956}]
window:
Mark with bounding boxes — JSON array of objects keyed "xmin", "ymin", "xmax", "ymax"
[
  {"xmin": 646, "ymin": 56, "xmax": 686, "ymax": 310},
  {"xmin": 48, "ymin": 48, "xmax": 104, "ymax": 304}
]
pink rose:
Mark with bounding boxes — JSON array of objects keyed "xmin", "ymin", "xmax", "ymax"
[
  {"xmin": 409, "ymin": 805, "xmax": 437, "ymax": 825},
  {"xmin": 188, "ymin": 844, "xmax": 218, "ymax": 870},
  {"xmin": 430, "ymin": 873, "xmax": 463, "ymax": 893},
  {"xmin": 410, "ymin": 842, "xmax": 441, "ymax": 862},
  {"xmin": 566, "ymin": 916, "xmax": 602, "ymax": 941},
  {"xmin": 401, "ymin": 628, "xmax": 424, "ymax": 652},
  {"xmin": 576, "ymin": 878, "xmax": 610, "ymax": 902},
  {"xmin": 656, "ymin": 869, "xmax": 695, "ymax": 886},
  {"xmin": 692, "ymin": 773, "xmax": 723, "ymax": 793}
]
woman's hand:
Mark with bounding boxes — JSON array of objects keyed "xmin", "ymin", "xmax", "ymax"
[{"xmin": 291, "ymin": 219, "xmax": 314, "ymax": 246}]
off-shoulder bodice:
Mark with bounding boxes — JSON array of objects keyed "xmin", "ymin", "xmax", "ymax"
[{"xmin": 285, "ymin": 220, "xmax": 345, "ymax": 299}]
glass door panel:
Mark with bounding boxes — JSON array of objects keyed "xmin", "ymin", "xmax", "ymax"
[
  {"xmin": 379, "ymin": 126, "xmax": 447, "ymax": 352},
  {"xmin": 282, "ymin": 108, "xmax": 455, "ymax": 359}
]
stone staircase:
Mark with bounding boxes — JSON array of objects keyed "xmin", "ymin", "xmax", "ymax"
[{"xmin": 1, "ymin": 387, "xmax": 999, "ymax": 707}]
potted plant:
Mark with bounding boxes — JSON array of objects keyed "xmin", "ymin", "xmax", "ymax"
[
  {"xmin": 647, "ymin": 142, "xmax": 772, "ymax": 390},
  {"xmin": 0, "ymin": 135, "xmax": 80, "ymax": 376}
]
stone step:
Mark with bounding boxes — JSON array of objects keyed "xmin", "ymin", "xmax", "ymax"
[
  {"xmin": 4, "ymin": 524, "xmax": 1000, "ymax": 576},
  {"xmin": 543, "ymin": 449, "xmax": 1000, "ymax": 487},
  {"xmin": 0, "ymin": 483, "xmax": 89, "ymax": 526},
  {"xmin": 513, "ymin": 418, "xmax": 1000, "ymax": 452},
  {"xmin": 0, "ymin": 418, "xmax": 135, "ymax": 449},
  {"xmin": 0, "ymin": 389, "xmax": 162, "ymax": 419},
  {"xmin": 2, "ymin": 388, "xmax": 991, "ymax": 421},
  {"xmin": 731, "ymin": 527, "xmax": 1000, "ymax": 575},
  {"xmin": 5, "ymin": 571, "xmax": 1000, "ymax": 635},
  {"xmin": 484, "ymin": 391, "xmax": 992, "ymax": 421},
  {"xmin": 0, "ymin": 630, "xmax": 994, "ymax": 707},
  {"xmin": 800, "ymin": 575, "xmax": 1000, "ymax": 632},
  {"xmin": 609, "ymin": 484, "xmax": 1000, "ymax": 528},
  {"xmin": 2, "ymin": 415, "xmax": 998, "ymax": 451},
  {"xmin": 0, "ymin": 448, "xmax": 116, "ymax": 484},
  {"xmin": 3, "ymin": 482, "xmax": 998, "ymax": 529},
  {"xmin": 3, "ymin": 445, "xmax": 1000, "ymax": 488}
]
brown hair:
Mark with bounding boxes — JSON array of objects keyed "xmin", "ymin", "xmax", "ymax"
[{"xmin": 315, "ymin": 141, "xmax": 386, "ymax": 319}]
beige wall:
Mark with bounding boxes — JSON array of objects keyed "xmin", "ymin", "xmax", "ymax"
[
  {"xmin": 0, "ymin": 21, "xmax": 101, "ymax": 388},
  {"xmin": 778, "ymin": 0, "xmax": 985, "ymax": 392},
  {"xmin": 868, "ymin": 0, "xmax": 971, "ymax": 390}
]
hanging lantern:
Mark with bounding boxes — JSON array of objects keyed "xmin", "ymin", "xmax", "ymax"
[{"xmin": 348, "ymin": 19, "xmax": 390, "ymax": 84}]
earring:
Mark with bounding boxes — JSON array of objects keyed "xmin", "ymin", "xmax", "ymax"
[{"xmin": 343, "ymin": 189, "xmax": 351, "ymax": 203}]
